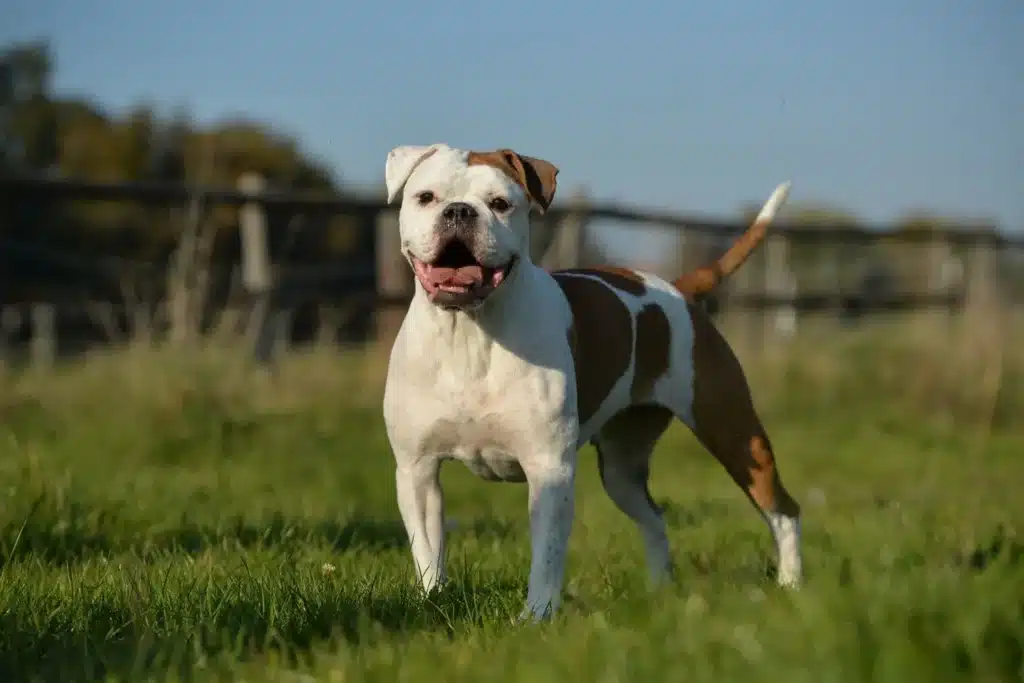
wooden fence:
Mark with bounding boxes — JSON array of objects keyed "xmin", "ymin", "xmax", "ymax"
[{"xmin": 2, "ymin": 174, "xmax": 1022, "ymax": 366}]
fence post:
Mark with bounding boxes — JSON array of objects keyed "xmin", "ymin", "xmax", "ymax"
[
  {"xmin": 375, "ymin": 208, "xmax": 412, "ymax": 349},
  {"xmin": 529, "ymin": 212, "xmax": 556, "ymax": 265},
  {"xmin": 965, "ymin": 231, "xmax": 1001, "ymax": 317},
  {"xmin": 30, "ymin": 303, "xmax": 56, "ymax": 368},
  {"xmin": 764, "ymin": 233, "xmax": 797, "ymax": 341},
  {"xmin": 962, "ymin": 230, "xmax": 1005, "ymax": 433},
  {"xmin": 540, "ymin": 187, "xmax": 589, "ymax": 270},
  {"xmin": 238, "ymin": 173, "xmax": 282, "ymax": 364},
  {"xmin": 0, "ymin": 307, "xmax": 21, "ymax": 365},
  {"xmin": 672, "ymin": 226, "xmax": 688, "ymax": 280},
  {"xmin": 926, "ymin": 232, "xmax": 959, "ymax": 320},
  {"xmin": 720, "ymin": 229, "xmax": 759, "ymax": 350}
]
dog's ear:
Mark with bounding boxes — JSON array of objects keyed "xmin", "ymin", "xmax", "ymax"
[
  {"xmin": 468, "ymin": 149, "xmax": 559, "ymax": 214},
  {"xmin": 496, "ymin": 149, "xmax": 559, "ymax": 214},
  {"xmin": 384, "ymin": 144, "xmax": 442, "ymax": 204}
]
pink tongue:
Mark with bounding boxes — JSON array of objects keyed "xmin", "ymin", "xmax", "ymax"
[{"xmin": 425, "ymin": 264, "xmax": 484, "ymax": 286}]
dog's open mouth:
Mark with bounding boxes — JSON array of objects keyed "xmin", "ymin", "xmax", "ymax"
[{"xmin": 411, "ymin": 239, "xmax": 515, "ymax": 309}]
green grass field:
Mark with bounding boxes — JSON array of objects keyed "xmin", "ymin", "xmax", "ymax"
[{"xmin": 1, "ymin": 314, "xmax": 1022, "ymax": 682}]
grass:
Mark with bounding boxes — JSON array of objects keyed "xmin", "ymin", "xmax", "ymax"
[{"xmin": 0, "ymin": 312, "xmax": 1022, "ymax": 682}]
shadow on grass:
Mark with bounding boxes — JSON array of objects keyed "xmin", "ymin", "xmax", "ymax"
[
  {"xmin": 657, "ymin": 499, "xmax": 735, "ymax": 528},
  {"xmin": 0, "ymin": 493, "xmax": 517, "ymax": 568},
  {"xmin": 0, "ymin": 506, "xmax": 406, "ymax": 567},
  {"xmin": 957, "ymin": 526, "xmax": 1024, "ymax": 573},
  {"xmin": 0, "ymin": 576, "xmax": 523, "ymax": 683}
]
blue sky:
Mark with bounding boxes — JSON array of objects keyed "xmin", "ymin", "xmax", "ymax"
[{"xmin": 3, "ymin": 0, "xmax": 1022, "ymax": 261}]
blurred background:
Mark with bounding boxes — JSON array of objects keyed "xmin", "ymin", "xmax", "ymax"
[
  {"xmin": 0, "ymin": 0, "xmax": 1021, "ymax": 363},
  {"xmin": 2, "ymin": 4, "xmax": 1024, "ymax": 680}
]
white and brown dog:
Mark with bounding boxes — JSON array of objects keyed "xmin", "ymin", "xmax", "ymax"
[{"xmin": 381, "ymin": 143, "xmax": 801, "ymax": 621}]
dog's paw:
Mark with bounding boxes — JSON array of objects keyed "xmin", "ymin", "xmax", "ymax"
[
  {"xmin": 515, "ymin": 600, "xmax": 556, "ymax": 624},
  {"xmin": 776, "ymin": 573, "xmax": 802, "ymax": 590}
]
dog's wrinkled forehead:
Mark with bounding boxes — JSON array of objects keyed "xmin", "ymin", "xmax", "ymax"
[
  {"xmin": 410, "ymin": 148, "xmax": 524, "ymax": 202},
  {"xmin": 385, "ymin": 143, "xmax": 559, "ymax": 213}
]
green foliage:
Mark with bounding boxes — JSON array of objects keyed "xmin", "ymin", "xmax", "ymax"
[
  {"xmin": 0, "ymin": 323, "xmax": 1022, "ymax": 682},
  {"xmin": 0, "ymin": 41, "xmax": 374, "ymax": 321},
  {"xmin": 0, "ymin": 40, "xmax": 55, "ymax": 170},
  {"xmin": 1, "ymin": 42, "xmax": 337, "ymax": 190},
  {"xmin": 0, "ymin": 41, "xmax": 344, "ymax": 255}
]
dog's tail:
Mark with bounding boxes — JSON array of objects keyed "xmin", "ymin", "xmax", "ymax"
[{"xmin": 672, "ymin": 181, "xmax": 792, "ymax": 298}]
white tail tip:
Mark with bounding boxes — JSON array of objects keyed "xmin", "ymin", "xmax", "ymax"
[{"xmin": 756, "ymin": 181, "xmax": 792, "ymax": 223}]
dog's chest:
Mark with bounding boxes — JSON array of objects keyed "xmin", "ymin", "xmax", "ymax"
[
  {"xmin": 385, "ymin": 277, "xmax": 578, "ymax": 483},
  {"xmin": 421, "ymin": 413, "xmax": 527, "ymax": 482},
  {"xmin": 388, "ymin": 347, "xmax": 573, "ymax": 483},
  {"xmin": 414, "ymin": 366, "xmax": 557, "ymax": 482}
]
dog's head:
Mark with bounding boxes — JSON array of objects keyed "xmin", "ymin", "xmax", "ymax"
[{"xmin": 384, "ymin": 143, "xmax": 559, "ymax": 311}]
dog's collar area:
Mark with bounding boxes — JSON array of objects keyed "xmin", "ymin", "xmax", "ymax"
[{"xmin": 410, "ymin": 239, "xmax": 517, "ymax": 311}]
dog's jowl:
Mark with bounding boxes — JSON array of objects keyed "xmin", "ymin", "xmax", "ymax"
[{"xmin": 381, "ymin": 142, "xmax": 800, "ymax": 621}]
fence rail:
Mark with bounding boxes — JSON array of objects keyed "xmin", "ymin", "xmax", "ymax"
[
  {"xmin": 2, "ymin": 174, "xmax": 1020, "ymax": 366},
  {"xmin": 4, "ymin": 174, "xmax": 1022, "ymax": 245}
]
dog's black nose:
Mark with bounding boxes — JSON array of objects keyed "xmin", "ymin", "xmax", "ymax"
[{"xmin": 442, "ymin": 202, "xmax": 478, "ymax": 222}]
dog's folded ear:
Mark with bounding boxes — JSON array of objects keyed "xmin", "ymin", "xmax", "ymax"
[
  {"xmin": 470, "ymin": 149, "xmax": 558, "ymax": 214},
  {"xmin": 499, "ymin": 150, "xmax": 559, "ymax": 214},
  {"xmin": 385, "ymin": 144, "xmax": 443, "ymax": 204}
]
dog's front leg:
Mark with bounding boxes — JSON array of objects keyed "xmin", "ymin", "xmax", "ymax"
[
  {"xmin": 519, "ymin": 454, "xmax": 577, "ymax": 622},
  {"xmin": 395, "ymin": 457, "xmax": 446, "ymax": 594}
]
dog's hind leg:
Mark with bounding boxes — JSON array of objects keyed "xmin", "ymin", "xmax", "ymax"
[
  {"xmin": 678, "ymin": 302, "xmax": 803, "ymax": 587},
  {"xmin": 593, "ymin": 405, "xmax": 676, "ymax": 585}
]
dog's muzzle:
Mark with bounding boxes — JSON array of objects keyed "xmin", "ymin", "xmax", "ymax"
[{"xmin": 410, "ymin": 203, "xmax": 516, "ymax": 311}]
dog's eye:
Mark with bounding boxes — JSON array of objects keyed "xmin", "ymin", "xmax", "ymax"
[
  {"xmin": 416, "ymin": 191, "xmax": 435, "ymax": 206},
  {"xmin": 488, "ymin": 197, "xmax": 511, "ymax": 213}
]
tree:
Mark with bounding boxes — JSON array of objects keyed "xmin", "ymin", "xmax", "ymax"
[
  {"xmin": 1, "ymin": 39, "xmax": 357, "ymax": 311},
  {"xmin": 0, "ymin": 41, "xmax": 57, "ymax": 172}
]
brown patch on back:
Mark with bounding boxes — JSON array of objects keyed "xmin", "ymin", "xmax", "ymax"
[
  {"xmin": 553, "ymin": 266, "xmax": 647, "ymax": 297},
  {"xmin": 687, "ymin": 301, "xmax": 800, "ymax": 517},
  {"xmin": 467, "ymin": 149, "xmax": 559, "ymax": 213},
  {"xmin": 553, "ymin": 273, "xmax": 634, "ymax": 425},
  {"xmin": 631, "ymin": 303, "xmax": 672, "ymax": 402}
]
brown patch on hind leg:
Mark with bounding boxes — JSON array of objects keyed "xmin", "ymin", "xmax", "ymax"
[
  {"xmin": 686, "ymin": 302, "xmax": 803, "ymax": 586},
  {"xmin": 747, "ymin": 435, "xmax": 800, "ymax": 518}
]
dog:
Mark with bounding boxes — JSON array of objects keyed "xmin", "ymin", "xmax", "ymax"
[{"xmin": 381, "ymin": 143, "xmax": 801, "ymax": 621}]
